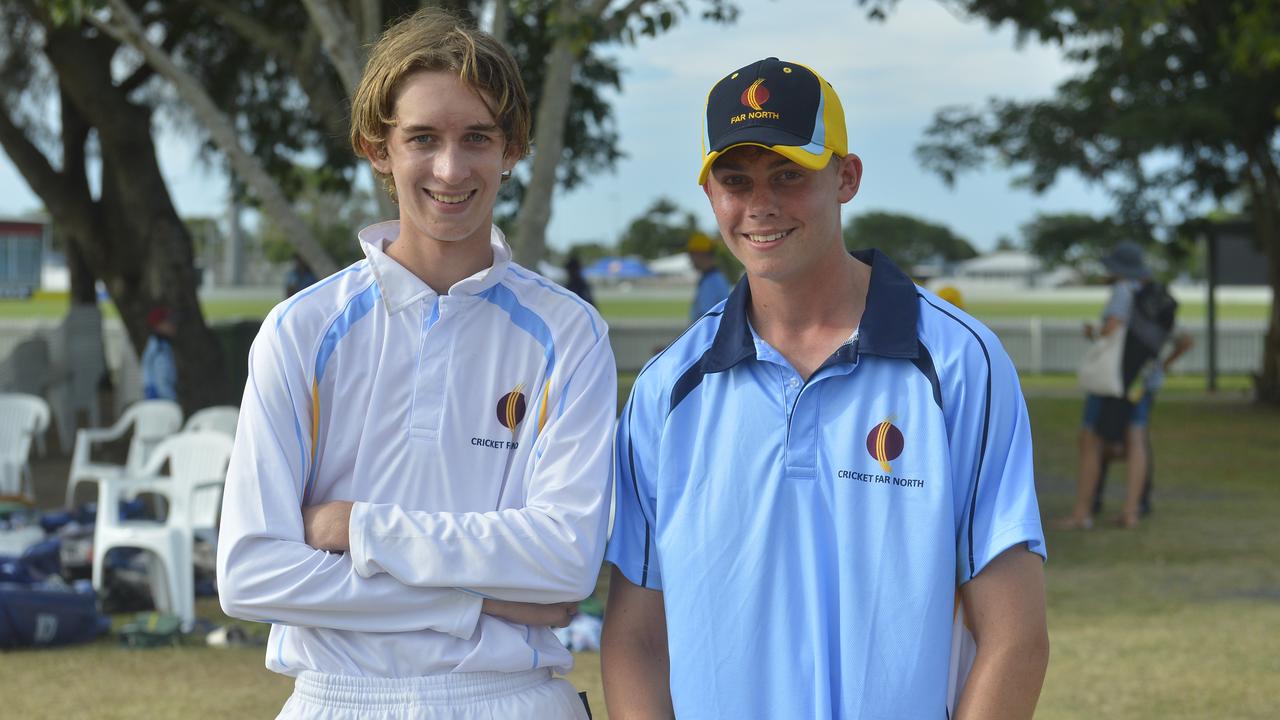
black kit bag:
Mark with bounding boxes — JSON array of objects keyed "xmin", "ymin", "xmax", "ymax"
[{"xmin": 1095, "ymin": 281, "xmax": 1178, "ymax": 443}]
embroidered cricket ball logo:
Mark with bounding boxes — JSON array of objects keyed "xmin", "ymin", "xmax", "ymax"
[
  {"xmin": 496, "ymin": 385, "xmax": 527, "ymax": 430},
  {"xmin": 866, "ymin": 417, "xmax": 904, "ymax": 473},
  {"xmin": 740, "ymin": 78, "xmax": 770, "ymax": 111}
]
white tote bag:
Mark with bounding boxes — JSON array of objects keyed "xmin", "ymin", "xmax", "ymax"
[{"xmin": 1076, "ymin": 326, "xmax": 1126, "ymax": 397}]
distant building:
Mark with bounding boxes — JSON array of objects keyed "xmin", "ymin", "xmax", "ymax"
[
  {"xmin": 0, "ymin": 217, "xmax": 48, "ymax": 298},
  {"xmin": 951, "ymin": 250, "xmax": 1075, "ymax": 288}
]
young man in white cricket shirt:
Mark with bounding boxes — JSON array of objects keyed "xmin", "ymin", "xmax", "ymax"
[{"xmin": 217, "ymin": 9, "xmax": 614, "ymax": 719}]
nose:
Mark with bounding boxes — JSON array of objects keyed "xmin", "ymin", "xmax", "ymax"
[
  {"xmin": 745, "ymin": 182, "xmax": 778, "ymax": 219},
  {"xmin": 433, "ymin": 142, "xmax": 470, "ymax": 186}
]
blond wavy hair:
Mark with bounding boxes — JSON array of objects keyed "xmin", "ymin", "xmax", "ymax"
[{"xmin": 349, "ymin": 7, "xmax": 531, "ymax": 199}]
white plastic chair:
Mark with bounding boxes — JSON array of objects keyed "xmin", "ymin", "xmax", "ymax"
[
  {"xmin": 0, "ymin": 393, "xmax": 51, "ymax": 501},
  {"xmin": 182, "ymin": 405, "xmax": 239, "ymax": 526},
  {"xmin": 65, "ymin": 399, "xmax": 183, "ymax": 507},
  {"xmin": 182, "ymin": 405, "xmax": 239, "ymax": 438},
  {"xmin": 91, "ymin": 430, "xmax": 234, "ymax": 625}
]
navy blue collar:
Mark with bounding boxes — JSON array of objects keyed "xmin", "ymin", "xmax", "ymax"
[{"xmin": 701, "ymin": 248, "xmax": 920, "ymax": 373}]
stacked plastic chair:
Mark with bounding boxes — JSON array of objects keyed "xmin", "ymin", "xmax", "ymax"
[
  {"xmin": 64, "ymin": 399, "xmax": 182, "ymax": 507},
  {"xmin": 91, "ymin": 430, "xmax": 234, "ymax": 625}
]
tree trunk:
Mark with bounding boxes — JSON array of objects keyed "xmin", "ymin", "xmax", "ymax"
[
  {"xmin": 32, "ymin": 13, "xmax": 233, "ymax": 413},
  {"xmin": 94, "ymin": 0, "xmax": 338, "ymax": 278},
  {"xmin": 1247, "ymin": 150, "xmax": 1280, "ymax": 405},
  {"xmin": 513, "ymin": 21, "xmax": 577, "ymax": 268}
]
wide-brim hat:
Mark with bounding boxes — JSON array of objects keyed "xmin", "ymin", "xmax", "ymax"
[{"xmin": 1102, "ymin": 241, "xmax": 1150, "ymax": 280}]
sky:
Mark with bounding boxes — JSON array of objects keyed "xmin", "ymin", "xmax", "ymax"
[{"xmin": 0, "ymin": 0, "xmax": 1115, "ymax": 254}]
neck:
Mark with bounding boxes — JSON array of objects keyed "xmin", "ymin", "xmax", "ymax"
[
  {"xmin": 747, "ymin": 250, "xmax": 870, "ymax": 335},
  {"xmin": 387, "ymin": 224, "xmax": 495, "ymax": 294}
]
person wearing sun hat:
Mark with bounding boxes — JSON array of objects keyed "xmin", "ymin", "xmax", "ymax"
[
  {"xmin": 1056, "ymin": 241, "xmax": 1194, "ymax": 531},
  {"xmin": 686, "ymin": 231, "xmax": 732, "ymax": 320},
  {"xmin": 602, "ymin": 57, "xmax": 1048, "ymax": 718}
]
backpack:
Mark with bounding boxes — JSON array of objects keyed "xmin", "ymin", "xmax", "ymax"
[{"xmin": 1096, "ymin": 281, "xmax": 1178, "ymax": 442}]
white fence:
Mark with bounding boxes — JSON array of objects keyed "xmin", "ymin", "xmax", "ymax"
[
  {"xmin": 607, "ymin": 318, "xmax": 1267, "ymax": 376},
  {"xmin": 0, "ymin": 315, "xmax": 1267, "ymax": 395}
]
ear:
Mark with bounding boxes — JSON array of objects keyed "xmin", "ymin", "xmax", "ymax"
[
  {"xmin": 502, "ymin": 145, "xmax": 521, "ymax": 174},
  {"xmin": 362, "ymin": 138, "xmax": 391, "ymax": 175},
  {"xmin": 837, "ymin": 153, "xmax": 862, "ymax": 203}
]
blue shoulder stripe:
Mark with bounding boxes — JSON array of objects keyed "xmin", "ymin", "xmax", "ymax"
[
  {"xmin": 276, "ymin": 261, "xmax": 368, "ymax": 328},
  {"xmin": 508, "ymin": 265, "xmax": 601, "ymax": 340}
]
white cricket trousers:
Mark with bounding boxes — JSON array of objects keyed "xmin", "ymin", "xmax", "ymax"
[{"xmin": 276, "ymin": 668, "xmax": 591, "ymax": 719}]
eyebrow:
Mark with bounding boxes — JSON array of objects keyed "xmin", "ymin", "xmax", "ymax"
[
  {"xmin": 713, "ymin": 155, "xmax": 797, "ymax": 172},
  {"xmin": 398, "ymin": 122, "xmax": 501, "ymax": 134}
]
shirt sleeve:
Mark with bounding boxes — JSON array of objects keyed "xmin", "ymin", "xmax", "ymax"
[
  {"xmin": 604, "ymin": 368, "xmax": 664, "ymax": 590},
  {"xmin": 1102, "ymin": 281, "xmax": 1136, "ymax": 323},
  {"xmin": 945, "ymin": 324, "xmax": 1046, "ymax": 585},
  {"xmin": 346, "ymin": 329, "xmax": 618, "ymax": 603},
  {"xmin": 216, "ymin": 315, "xmax": 482, "ymax": 637}
]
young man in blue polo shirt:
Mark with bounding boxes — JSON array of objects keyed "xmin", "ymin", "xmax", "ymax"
[{"xmin": 602, "ymin": 58, "xmax": 1049, "ymax": 719}]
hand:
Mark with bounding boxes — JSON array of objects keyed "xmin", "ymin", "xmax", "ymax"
[
  {"xmin": 482, "ymin": 598, "xmax": 579, "ymax": 628},
  {"xmin": 302, "ymin": 500, "xmax": 354, "ymax": 552},
  {"xmin": 1082, "ymin": 322, "xmax": 1095, "ymax": 340}
]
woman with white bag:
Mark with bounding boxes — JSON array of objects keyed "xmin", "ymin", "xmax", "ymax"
[{"xmin": 1056, "ymin": 242, "xmax": 1192, "ymax": 530}]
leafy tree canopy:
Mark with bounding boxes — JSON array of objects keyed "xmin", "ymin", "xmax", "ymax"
[{"xmin": 843, "ymin": 210, "xmax": 976, "ymax": 271}]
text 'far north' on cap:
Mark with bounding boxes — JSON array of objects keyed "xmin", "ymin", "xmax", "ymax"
[{"xmin": 698, "ymin": 57, "xmax": 847, "ymax": 184}]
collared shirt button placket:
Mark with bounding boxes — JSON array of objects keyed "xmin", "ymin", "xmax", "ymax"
[{"xmin": 410, "ymin": 295, "xmax": 450, "ymax": 442}]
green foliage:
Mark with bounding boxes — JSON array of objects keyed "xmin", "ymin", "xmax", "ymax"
[
  {"xmin": 915, "ymin": 1, "xmax": 1280, "ymax": 231},
  {"xmin": 257, "ymin": 172, "xmax": 376, "ymax": 268},
  {"xmin": 1020, "ymin": 212, "xmax": 1149, "ymax": 269},
  {"xmin": 617, "ymin": 197, "xmax": 702, "ymax": 259},
  {"xmin": 843, "ymin": 210, "xmax": 976, "ymax": 270}
]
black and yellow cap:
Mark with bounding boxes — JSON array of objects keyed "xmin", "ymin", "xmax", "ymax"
[{"xmin": 698, "ymin": 57, "xmax": 847, "ymax": 184}]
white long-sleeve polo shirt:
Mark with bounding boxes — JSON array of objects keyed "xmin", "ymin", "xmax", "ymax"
[{"xmin": 216, "ymin": 221, "xmax": 616, "ymax": 678}]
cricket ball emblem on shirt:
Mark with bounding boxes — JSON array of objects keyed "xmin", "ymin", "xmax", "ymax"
[
  {"xmin": 866, "ymin": 418, "xmax": 904, "ymax": 473},
  {"xmin": 496, "ymin": 384, "xmax": 527, "ymax": 430}
]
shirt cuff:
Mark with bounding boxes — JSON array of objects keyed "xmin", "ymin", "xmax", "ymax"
[{"xmin": 349, "ymin": 500, "xmax": 373, "ymax": 578}]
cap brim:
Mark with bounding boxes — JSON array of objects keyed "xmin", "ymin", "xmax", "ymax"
[{"xmin": 698, "ymin": 127, "xmax": 834, "ymax": 184}]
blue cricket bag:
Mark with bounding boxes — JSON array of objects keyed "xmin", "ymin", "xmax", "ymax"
[{"xmin": 0, "ymin": 557, "xmax": 109, "ymax": 648}]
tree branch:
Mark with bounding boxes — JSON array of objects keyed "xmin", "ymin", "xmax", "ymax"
[
  {"xmin": 0, "ymin": 103, "xmax": 67, "ymax": 210},
  {"xmin": 90, "ymin": 0, "xmax": 338, "ymax": 276},
  {"xmin": 300, "ymin": 0, "xmax": 364, "ymax": 95}
]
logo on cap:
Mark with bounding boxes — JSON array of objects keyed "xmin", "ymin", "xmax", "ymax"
[{"xmin": 740, "ymin": 79, "xmax": 770, "ymax": 111}]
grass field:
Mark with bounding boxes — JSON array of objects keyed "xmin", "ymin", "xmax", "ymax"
[
  {"xmin": 0, "ymin": 290, "xmax": 1272, "ymax": 323},
  {"xmin": 2, "ymin": 389, "xmax": 1276, "ymax": 718}
]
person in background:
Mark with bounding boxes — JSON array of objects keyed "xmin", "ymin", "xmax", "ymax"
[
  {"xmin": 1057, "ymin": 241, "xmax": 1193, "ymax": 529},
  {"xmin": 563, "ymin": 252, "xmax": 595, "ymax": 306},
  {"xmin": 141, "ymin": 306, "xmax": 177, "ymax": 402},
  {"xmin": 284, "ymin": 252, "xmax": 318, "ymax": 298},
  {"xmin": 686, "ymin": 231, "xmax": 731, "ymax": 321},
  {"xmin": 935, "ymin": 284, "xmax": 965, "ymax": 310}
]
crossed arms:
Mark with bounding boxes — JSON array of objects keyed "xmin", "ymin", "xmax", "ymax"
[{"xmin": 216, "ymin": 321, "xmax": 617, "ymax": 635}]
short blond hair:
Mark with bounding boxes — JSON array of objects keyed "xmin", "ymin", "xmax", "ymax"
[{"xmin": 350, "ymin": 8, "xmax": 531, "ymax": 195}]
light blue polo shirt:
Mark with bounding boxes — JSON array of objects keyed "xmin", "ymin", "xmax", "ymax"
[{"xmin": 606, "ymin": 249, "xmax": 1045, "ymax": 719}]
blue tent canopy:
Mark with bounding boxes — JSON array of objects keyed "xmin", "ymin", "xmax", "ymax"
[{"xmin": 582, "ymin": 256, "xmax": 653, "ymax": 280}]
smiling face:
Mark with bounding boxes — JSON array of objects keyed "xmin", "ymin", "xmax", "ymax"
[
  {"xmin": 366, "ymin": 70, "xmax": 518, "ymax": 253},
  {"xmin": 703, "ymin": 145, "xmax": 862, "ymax": 285}
]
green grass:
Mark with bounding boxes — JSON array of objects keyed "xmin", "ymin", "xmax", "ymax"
[
  {"xmin": 1032, "ymin": 395, "xmax": 1280, "ymax": 719},
  {"xmin": 2, "ymin": 377, "xmax": 1277, "ymax": 718}
]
